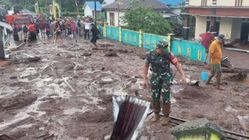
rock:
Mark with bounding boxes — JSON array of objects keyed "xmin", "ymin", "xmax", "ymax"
[
  {"xmin": 139, "ymin": 55, "xmax": 146, "ymax": 60},
  {"xmin": 101, "ymin": 67, "xmax": 105, "ymax": 71},
  {"xmin": 138, "ymin": 136, "xmax": 149, "ymax": 140},
  {"xmin": 99, "ymin": 77, "xmax": 114, "ymax": 85},
  {"xmin": 228, "ymin": 72, "xmax": 247, "ymax": 81},
  {"xmin": 73, "ymin": 75, "xmax": 79, "ymax": 79},
  {"xmin": 104, "ymin": 135, "xmax": 110, "ymax": 140},
  {"xmin": 66, "ymin": 54, "xmax": 75, "ymax": 58},
  {"xmin": 9, "ymin": 76, "xmax": 17, "ymax": 79},
  {"xmin": 104, "ymin": 51, "xmax": 118, "ymax": 57},
  {"xmin": 64, "ymin": 64, "xmax": 75, "ymax": 71},
  {"xmin": 82, "ymin": 52, "xmax": 92, "ymax": 57},
  {"xmin": 27, "ymin": 56, "xmax": 41, "ymax": 62}
]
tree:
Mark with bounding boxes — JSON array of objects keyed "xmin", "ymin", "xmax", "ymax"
[{"xmin": 123, "ymin": 1, "xmax": 172, "ymax": 35}]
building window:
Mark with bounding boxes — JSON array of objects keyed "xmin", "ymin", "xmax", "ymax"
[
  {"xmin": 235, "ymin": 0, "xmax": 243, "ymax": 6},
  {"xmin": 110, "ymin": 13, "xmax": 115, "ymax": 26},
  {"xmin": 206, "ymin": 17, "xmax": 220, "ymax": 35},
  {"xmin": 185, "ymin": 0, "xmax": 189, "ymax": 5},
  {"xmin": 212, "ymin": 0, "xmax": 217, "ymax": 5},
  {"xmin": 201, "ymin": 0, "xmax": 207, "ymax": 6}
]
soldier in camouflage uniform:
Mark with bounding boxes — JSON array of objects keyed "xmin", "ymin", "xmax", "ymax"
[{"xmin": 143, "ymin": 41, "xmax": 186, "ymax": 125}]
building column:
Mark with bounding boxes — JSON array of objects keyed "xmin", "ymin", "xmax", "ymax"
[
  {"xmin": 183, "ymin": 15, "xmax": 190, "ymax": 40},
  {"xmin": 194, "ymin": 16, "xmax": 207, "ymax": 39}
]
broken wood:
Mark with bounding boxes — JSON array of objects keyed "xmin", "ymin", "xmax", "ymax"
[
  {"xmin": 0, "ymin": 116, "xmax": 33, "ymax": 134},
  {"xmin": 225, "ymin": 48, "xmax": 249, "ymax": 54},
  {"xmin": 0, "ymin": 134, "xmax": 15, "ymax": 140},
  {"xmin": 12, "ymin": 56, "xmax": 41, "ymax": 64},
  {"xmin": 63, "ymin": 78, "xmax": 76, "ymax": 93}
]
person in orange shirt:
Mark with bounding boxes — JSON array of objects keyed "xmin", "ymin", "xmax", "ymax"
[{"xmin": 206, "ymin": 34, "xmax": 224, "ymax": 90}]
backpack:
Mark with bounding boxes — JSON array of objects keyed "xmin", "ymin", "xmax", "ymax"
[{"xmin": 23, "ymin": 26, "xmax": 28, "ymax": 33}]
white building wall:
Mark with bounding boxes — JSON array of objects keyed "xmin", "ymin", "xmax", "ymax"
[
  {"xmin": 243, "ymin": 0, "xmax": 249, "ymax": 6},
  {"xmin": 219, "ymin": 18, "xmax": 233, "ymax": 41},
  {"xmin": 217, "ymin": 0, "xmax": 235, "ymax": 6},
  {"xmin": 188, "ymin": 0, "xmax": 249, "ymax": 7},
  {"xmin": 84, "ymin": 5, "xmax": 93, "ymax": 17},
  {"xmin": 106, "ymin": 11, "xmax": 125, "ymax": 26},
  {"xmin": 188, "ymin": 0, "xmax": 201, "ymax": 6},
  {"xmin": 206, "ymin": 0, "xmax": 213, "ymax": 6},
  {"xmin": 231, "ymin": 19, "xmax": 242, "ymax": 40},
  {"xmin": 195, "ymin": 16, "xmax": 207, "ymax": 39}
]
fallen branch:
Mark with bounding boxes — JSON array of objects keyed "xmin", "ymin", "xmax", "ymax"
[
  {"xmin": 63, "ymin": 78, "xmax": 76, "ymax": 93},
  {"xmin": 225, "ymin": 48, "xmax": 249, "ymax": 54}
]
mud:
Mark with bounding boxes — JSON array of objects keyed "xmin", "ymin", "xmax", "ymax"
[{"xmin": 0, "ymin": 38, "xmax": 249, "ymax": 139}]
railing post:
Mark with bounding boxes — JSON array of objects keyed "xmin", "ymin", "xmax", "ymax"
[
  {"xmin": 139, "ymin": 29, "xmax": 143, "ymax": 48},
  {"xmin": 103, "ymin": 22, "xmax": 107, "ymax": 37},
  {"xmin": 119, "ymin": 26, "xmax": 122, "ymax": 42},
  {"xmin": 168, "ymin": 34, "xmax": 173, "ymax": 52}
]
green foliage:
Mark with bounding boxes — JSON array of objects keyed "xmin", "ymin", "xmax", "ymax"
[
  {"xmin": 96, "ymin": 12, "xmax": 106, "ymax": 22},
  {"xmin": 123, "ymin": 1, "xmax": 172, "ymax": 35}
]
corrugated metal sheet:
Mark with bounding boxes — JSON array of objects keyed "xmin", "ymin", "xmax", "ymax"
[{"xmin": 111, "ymin": 96, "xmax": 150, "ymax": 140}]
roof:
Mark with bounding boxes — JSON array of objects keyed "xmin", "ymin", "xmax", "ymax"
[
  {"xmin": 159, "ymin": 0, "xmax": 183, "ymax": 6},
  {"xmin": 84, "ymin": 1, "xmax": 102, "ymax": 11},
  {"xmin": 102, "ymin": 0, "xmax": 169, "ymax": 11},
  {"xmin": 20, "ymin": 9, "xmax": 36, "ymax": 17}
]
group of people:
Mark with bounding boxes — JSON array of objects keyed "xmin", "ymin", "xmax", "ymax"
[
  {"xmin": 13, "ymin": 16, "xmax": 100, "ymax": 47},
  {"xmin": 13, "ymin": 22, "xmax": 38, "ymax": 42},
  {"xmin": 143, "ymin": 32, "xmax": 225, "ymax": 125}
]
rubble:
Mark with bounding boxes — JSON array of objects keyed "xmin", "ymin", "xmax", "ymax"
[
  {"xmin": 0, "ymin": 39, "xmax": 248, "ymax": 139},
  {"xmin": 104, "ymin": 50, "xmax": 118, "ymax": 57}
]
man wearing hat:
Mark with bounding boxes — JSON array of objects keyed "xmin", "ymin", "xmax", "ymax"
[
  {"xmin": 143, "ymin": 41, "xmax": 186, "ymax": 125},
  {"xmin": 206, "ymin": 34, "xmax": 225, "ymax": 90}
]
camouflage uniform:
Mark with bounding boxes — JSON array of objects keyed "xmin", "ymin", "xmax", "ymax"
[{"xmin": 146, "ymin": 49, "xmax": 176, "ymax": 118}]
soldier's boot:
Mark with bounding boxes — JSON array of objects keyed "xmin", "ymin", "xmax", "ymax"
[
  {"xmin": 152, "ymin": 101, "xmax": 160, "ymax": 122},
  {"xmin": 161, "ymin": 102, "xmax": 171, "ymax": 126}
]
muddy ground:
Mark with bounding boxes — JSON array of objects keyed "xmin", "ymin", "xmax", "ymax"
[{"xmin": 0, "ymin": 38, "xmax": 249, "ymax": 140}]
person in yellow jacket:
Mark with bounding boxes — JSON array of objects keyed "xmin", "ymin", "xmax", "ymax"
[{"xmin": 206, "ymin": 34, "xmax": 225, "ymax": 90}]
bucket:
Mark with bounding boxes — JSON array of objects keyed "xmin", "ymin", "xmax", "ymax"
[{"xmin": 200, "ymin": 71, "xmax": 209, "ymax": 81}]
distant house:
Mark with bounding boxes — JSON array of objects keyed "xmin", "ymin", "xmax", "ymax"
[
  {"xmin": 102, "ymin": 0, "xmax": 115, "ymax": 7},
  {"xmin": 184, "ymin": 0, "xmax": 249, "ymax": 42},
  {"xmin": 102, "ymin": 0, "xmax": 173, "ymax": 26},
  {"xmin": 83, "ymin": 1, "xmax": 102, "ymax": 17}
]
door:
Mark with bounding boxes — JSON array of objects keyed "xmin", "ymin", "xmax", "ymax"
[
  {"xmin": 206, "ymin": 20, "xmax": 220, "ymax": 36},
  {"xmin": 240, "ymin": 22, "xmax": 249, "ymax": 41},
  {"xmin": 110, "ymin": 13, "xmax": 114, "ymax": 26}
]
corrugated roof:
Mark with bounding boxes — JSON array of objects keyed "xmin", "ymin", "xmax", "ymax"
[
  {"xmin": 0, "ymin": 21, "xmax": 12, "ymax": 31},
  {"xmin": 85, "ymin": 1, "xmax": 102, "ymax": 11},
  {"xmin": 102, "ymin": 0, "xmax": 169, "ymax": 11},
  {"xmin": 159, "ymin": 0, "xmax": 183, "ymax": 6}
]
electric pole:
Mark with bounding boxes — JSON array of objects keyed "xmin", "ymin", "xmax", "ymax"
[{"xmin": 94, "ymin": 0, "xmax": 97, "ymax": 24}]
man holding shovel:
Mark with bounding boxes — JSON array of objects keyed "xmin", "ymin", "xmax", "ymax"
[{"xmin": 143, "ymin": 41, "xmax": 186, "ymax": 126}]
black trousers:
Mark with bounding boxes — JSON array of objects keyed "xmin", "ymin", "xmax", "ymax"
[
  {"xmin": 84, "ymin": 29, "xmax": 90, "ymax": 40},
  {"xmin": 29, "ymin": 32, "xmax": 37, "ymax": 42},
  {"xmin": 0, "ymin": 40, "xmax": 5, "ymax": 59}
]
